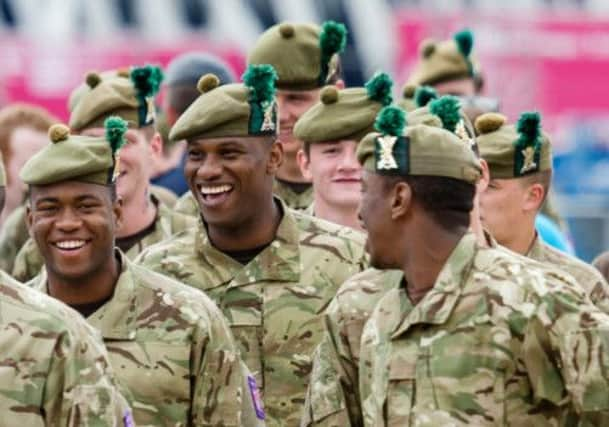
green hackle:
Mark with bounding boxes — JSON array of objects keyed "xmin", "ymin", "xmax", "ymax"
[
  {"xmin": 429, "ymin": 96, "xmax": 461, "ymax": 133},
  {"xmin": 374, "ymin": 106, "xmax": 406, "ymax": 137},
  {"xmin": 104, "ymin": 116, "xmax": 128, "ymax": 154},
  {"xmin": 515, "ymin": 111, "xmax": 542, "ymax": 150},
  {"xmin": 454, "ymin": 29, "xmax": 474, "ymax": 58},
  {"xmin": 243, "ymin": 64, "xmax": 278, "ymax": 104},
  {"xmin": 130, "ymin": 65, "xmax": 164, "ymax": 98},
  {"xmin": 365, "ymin": 72, "xmax": 393, "ymax": 106},
  {"xmin": 414, "ymin": 86, "xmax": 438, "ymax": 108},
  {"xmin": 319, "ymin": 20, "xmax": 347, "ymax": 64}
]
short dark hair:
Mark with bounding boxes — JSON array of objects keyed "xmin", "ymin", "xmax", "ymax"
[{"xmin": 383, "ymin": 175, "xmax": 476, "ymax": 232}]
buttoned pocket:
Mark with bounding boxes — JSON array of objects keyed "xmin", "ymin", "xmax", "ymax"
[
  {"xmin": 227, "ymin": 308, "xmax": 264, "ymax": 391},
  {"xmin": 385, "ymin": 356, "xmax": 416, "ymax": 427}
]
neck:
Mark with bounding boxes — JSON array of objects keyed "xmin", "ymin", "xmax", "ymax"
[
  {"xmin": 47, "ymin": 252, "xmax": 119, "ymax": 306},
  {"xmin": 401, "ymin": 222, "xmax": 467, "ymax": 305},
  {"xmin": 470, "ymin": 196, "xmax": 489, "ymax": 247},
  {"xmin": 313, "ymin": 197, "xmax": 363, "ymax": 232},
  {"xmin": 119, "ymin": 191, "xmax": 157, "ymax": 237},
  {"xmin": 277, "ymin": 157, "xmax": 308, "ymax": 183},
  {"xmin": 502, "ymin": 218, "xmax": 537, "ymax": 255},
  {"xmin": 207, "ymin": 194, "xmax": 282, "ymax": 253}
]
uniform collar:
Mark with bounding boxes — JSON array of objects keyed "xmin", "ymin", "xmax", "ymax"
[
  {"xmin": 34, "ymin": 250, "xmax": 137, "ymax": 340},
  {"xmin": 525, "ymin": 232, "xmax": 544, "ymax": 260},
  {"xmin": 194, "ymin": 197, "xmax": 301, "ymax": 288},
  {"xmin": 390, "ymin": 232, "xmax": 478, "ymax": 339}
]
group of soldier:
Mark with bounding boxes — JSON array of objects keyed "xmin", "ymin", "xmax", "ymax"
[{"xmin": 1, "ymin": 18, "xmax": 609, "ymax": 427}]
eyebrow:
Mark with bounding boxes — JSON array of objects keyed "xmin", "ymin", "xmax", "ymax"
[{"xmin": 34, "ymin": 194, "xmax": 102, "ymax": 204}]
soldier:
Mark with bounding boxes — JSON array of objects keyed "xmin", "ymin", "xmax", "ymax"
[
  {"xmin": 21, "ymin": 118, "xmax": 262, "ymax": 426},
  {"xmin": 293, "ymin": 72, "xmax": 393, "ymax": 230},
  {"xmin": 476, "ymin": 112, "xmax": 609, "ymax": 312},
  {"xmin": 0, "ymin": 153, "xmax": 132, "ymax": 425},
  {"xmin": 248, "ymin": 21, "xmax": 348, "ymax": 210},
  {"xmin": 302, "ymin": 106, "xmax": 609, "ymax": 425},
  {"xmin": 12, "ymin": 66, "xmax": 187, "ymax": 282},
  {"xmin": 137, "ymin": 64, "xmax": 367, "ymax": 426}
]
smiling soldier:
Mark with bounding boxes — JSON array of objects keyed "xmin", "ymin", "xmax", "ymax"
[
  {"xmin": 137, "ymin": 64, "xmax": 367, "ymax": 426},
  {"xmin": 22, "ymin": 117, "xmax": 262, "ymax": 426}
]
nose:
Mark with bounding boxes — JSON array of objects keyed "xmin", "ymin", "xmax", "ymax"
[
  {"xmin": 337, "ymin": 145, "xmax": 360, "ymax": 173},
  {"xmin": 55, "ymin": 207, "xmax": 82, "ymax": 233},
  {"xmin": 196, "ymin": 154, "xmax": 223, "ymax": 181}
]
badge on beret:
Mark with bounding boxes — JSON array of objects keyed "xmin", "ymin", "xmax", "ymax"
[
  {"xmin": 131, "ymin": 65, "xmax": 163, "ymax": 127},
  {"xmin": 514, "ymin": 111, "xmax": 541, "ymax": 176},
  {"xmin": 373, "ymin": 106, "xmax": 409, "ymax": 174}
]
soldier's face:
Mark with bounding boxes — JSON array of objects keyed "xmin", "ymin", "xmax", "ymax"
[
  {"xmin": 82, "ymin": 127, "xmax": 153, "ymax": 204},
  {"xmin": 26, "ymin": 181, "xmax": 121, "ymax": 281},
  {"xmin": 479, "ymin": 178, "xmax": 526, "ymax": 246},
  {"xmin": 358, "ymin": 171, "xmax": 398, "ymax": 268},
  {"xmin": 185, "ymin": 136, "xmax": 282, "ymax": 227},
  {"xmin": 298, "ymin": 140, "xmax": 362, "ymax": 211},
  {"xmin": 276, "ymin": 89, "xmax": 320, "ymax": 172}
]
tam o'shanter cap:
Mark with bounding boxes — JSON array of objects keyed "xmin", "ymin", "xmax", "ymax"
[
  {"xmin": 69, "ymin": 65, "xmax": 163, "ymax": 131},
  {"xmin": 169, "ymin": 64, "xmax": 279, "ymax": 142},
  {"xmin": 248, "ymin": 20, "xmax": 347, "ymax": 90},
  {"xmin": 475, "ymin": 111, "xmax": 552, "ymax": 179},
  {"xmin": 20, "ymin": 117, "xmax": 127, "ymax": 186},
  {"xmin": 357, "ymin": 105, "xmax": 481, "ymax": 183},
  {"xmin": 406, "ymin": 29, "xmax": 478, "ymax": 87},
  {"xmin": 293, "ymin": 71, "xmax": 393, "ymax": 143}
]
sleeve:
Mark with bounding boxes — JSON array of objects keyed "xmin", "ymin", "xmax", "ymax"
[
  {"xmin": 12, "ymin": 238, "xmax": 44, "ymax": 283},
  {"xmin": 524, "ymin": 287, "xmax": 609, "ymax": 424},
  {"xmin": 44, "ymin": 320, "xmax": 133, "ymax": 426},
  {"xmin": 301, "ymin": 298, "xmax": 363, "ymax": 427},
  {"xmin": 191, "ymin": 300, "xmax": 264, "ymax": 426}
]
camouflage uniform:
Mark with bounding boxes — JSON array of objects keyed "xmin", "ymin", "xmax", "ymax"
[
  {"xmin": 137, "ymin": 199, "xmax": 367, "ymax": 426},
  {"xmin": 31, "ymin": 251, "xmax": 263, "ymax": 426},
  {"xmin": 306, "ymin": 233, "xmax": 609, "ymax": 425},
  {"xmin": 12, "ymin": 195, "xmax": 186, "ymax": 282},
  {"xmin": 0, "ymin": 205, "xmax": 29, "ymax": 273},
  {"xmin": 527, "ymin": 234, "xmax": 609, "ymax": 314},
  {"xmin": 0, "ymin": 269, "xmax": 132, "ymax": 425},
  {"xmin": 272, "ymin": 180, "xmax": 314, "ymax": 211}
]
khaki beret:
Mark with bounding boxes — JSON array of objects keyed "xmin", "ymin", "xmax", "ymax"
[
  {"xmin": 357, "ymin": 105, "xmax": 481, "ymax": 183},
  {"xmin": 293, "ymin": 71, "xmax": 393, "ymax": 143},
  {"xmin": 169, "ymin": 64, "xmax": 279, "ymax": 142},
  {"xmin": 406, "ymin": 29, "xmax": 478, "ymax": 87},
  {"xmin": 476, "ymin": 112, "xmax": 552, "ymax": 179},
  {"xmin": 20, "ymin": 117, "xmax": 127, "ymax": 186},
  {"xmin": 248, "ymin": 21, "xmax": 347, "ymax": 90},
  {"xmin": 69, "ymin": 65, "xmax": 163, "ymax": 131}
]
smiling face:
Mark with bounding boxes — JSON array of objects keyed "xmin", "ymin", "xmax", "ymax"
[
  {"xmin": 184, "ymin": 136, "xmax": 281, "ymax": 228},
  {"xmin": 81, "ymin": 127, "xmax": 153, "ymax": 204},
  {"xmin": 299, "ymin": 139, "xmax": 362, "ymax": 210},
  {"xmin": 26, "ymin": 181, "xmax": 121, "ymax": 281}
]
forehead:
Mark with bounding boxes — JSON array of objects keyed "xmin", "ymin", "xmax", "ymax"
[
  {"xmin": 277, "ymin": 88, "xmax": 319, "ymax": 100},
  {"xmin": 30, "ymin": 180, "xmax": 110, "ymax": 201},
  {"xmin": 188, "ymin": 136, "xmax": 268, "ymax": 150},
  {"xmin": 81, "ymin": 127, "xmax": 144, "ymax": 142}
]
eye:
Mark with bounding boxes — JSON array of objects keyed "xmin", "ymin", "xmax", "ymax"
[
  {"xmin": 322, "ymin": 147, "xmax": 340, "ymax": 155},
  {"xmin": 219, "ymin": 149, "xmax": 241, "ymax": 159},
  {"xmin": 188, "ymin": 149, "xmax": 203, "ymax": 161}
]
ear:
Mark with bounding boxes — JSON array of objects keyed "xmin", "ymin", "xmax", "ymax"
[
  {"xmin": 267, "ymin": 140, "xmax": 284, "ymax": 174},
  {"xmin": 476, "ymin": 158, "xmax": 490, "ymax": 194},
  {"xmin": 149, "ymin": 132, "xmax": 164, "ymax": 157},
  {"xmin": 296, "ymin": 148, "xmax": 313, "ymax": 180},
  {"xmin": 523, "ymin": 182, "xmax": 545, "ymax": 212},
  {"xmin": 334, "ymin": 79, "xmax": 346, "ymax": 90},
  {"xmin": 113, "ymin": 195, "xmax": 124, "ymax": 232},
  {"xmin": 25, "ymin": 204, "xmax": 34, "ymax": 238},
  {"xmin": 390, "ymin": 181, "xmax": 412, "ymax": 220}
]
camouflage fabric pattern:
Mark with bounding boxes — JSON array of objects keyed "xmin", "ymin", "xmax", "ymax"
[
  {"xmin": 0, "ymin": 205, "xmax": 29, "ymax": 273},
  {"xmin": 30, "ymin": 252, "xmax": 259, "ymax": 426},
  {"xmin": 527, "ymin": 234, "xmax": 609, "ymax": 314},
  {"xmin": 356, "ymin": 233, "xmax": 609, "ymax": 426},
  {"xmin": 301, "ymin": 268, "xmax": 403, "ymax": 427},
  {"xmin": 273, "ymin": 179, "xmax": 314, "ymax": 211},
  {"xmin": 12, "ymin": 196, "xmax": 188, "ymax": 282},
  {"xmin": 173, "ymin": 191, "xmax": 199, "ymax": 217},
  {"xmin": 137, "ymin": 199, "xmax": 368, "ymax": 426},
  {"xmin": 0, "ymin": 269, "xmax": 132, "ymax": 426}
]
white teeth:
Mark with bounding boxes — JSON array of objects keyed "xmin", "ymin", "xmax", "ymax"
[
  {"xmin": 55, "ymin": 240, "xmax": 86, "ymax": 250},
  {"xmin": 200, "ymin": 184, "xmax": 232, "ymax": 195}
]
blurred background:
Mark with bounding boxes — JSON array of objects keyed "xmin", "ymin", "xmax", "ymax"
[{"xmin": 1, "ymin": 0, "xmax": 609, "ymax": 260}]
